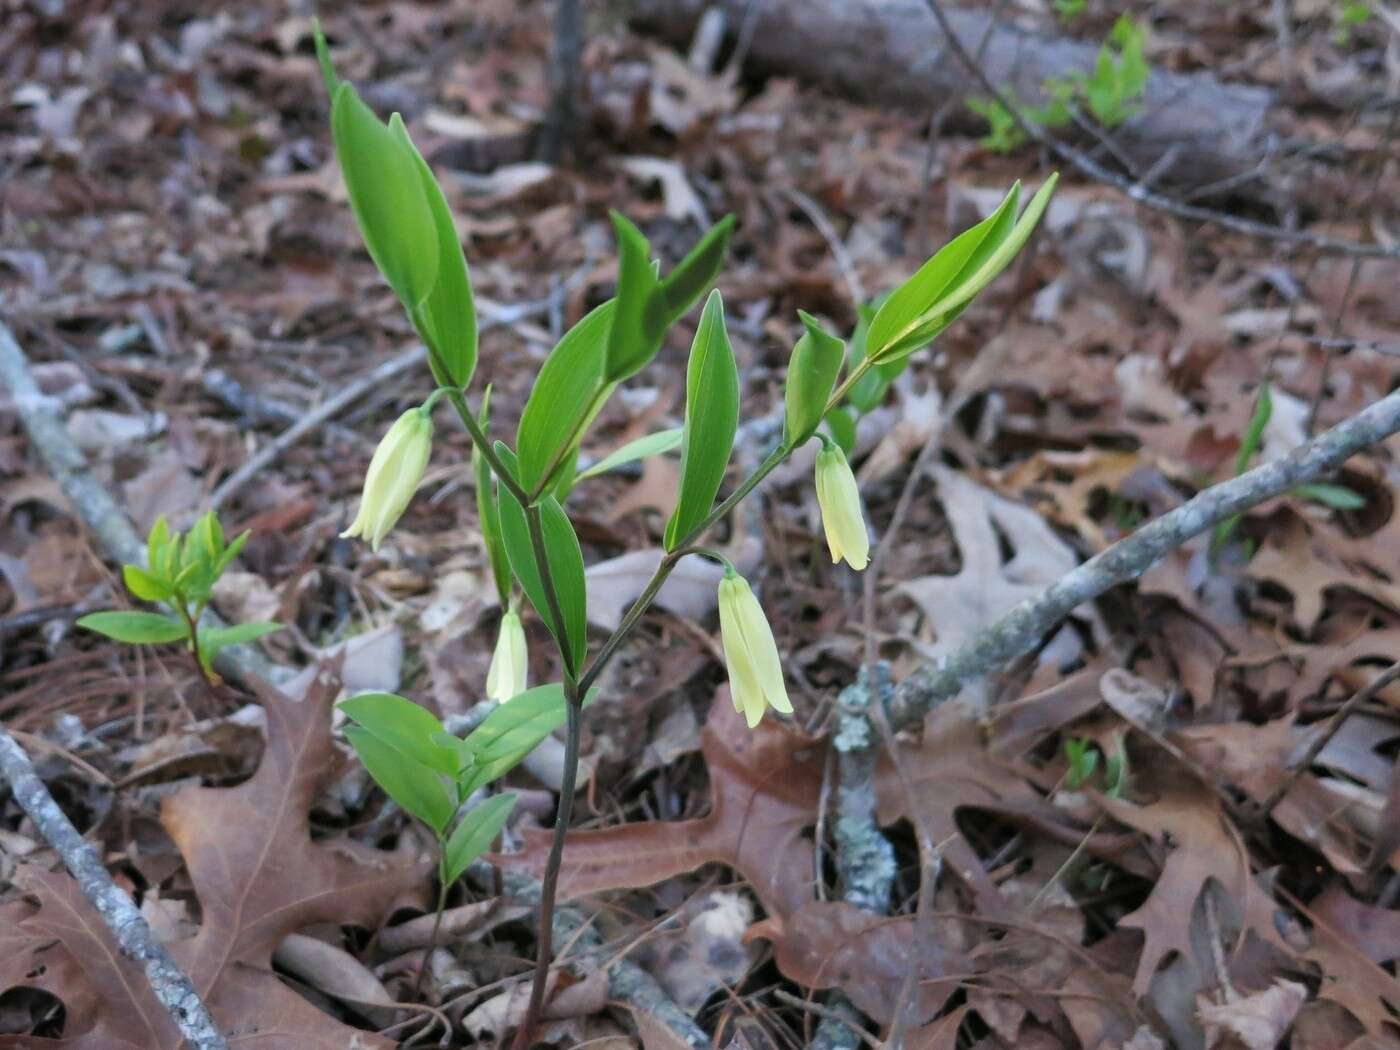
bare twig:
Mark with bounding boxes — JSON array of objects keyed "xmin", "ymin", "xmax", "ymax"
[
  {"xmin": 1256, "ymin": 660, "xmax": 1400, "ymax": 819},
  {"xmin": 0, "ymin": 728, "xmax": 228, "ymax": 1049},
  {"xmin": 887, "ymin": 387, "xmax": 1400, "ymax": 729},
  {"xmin": 918, "ymin": 0, "xmax": 1400, "ymax": 261}
]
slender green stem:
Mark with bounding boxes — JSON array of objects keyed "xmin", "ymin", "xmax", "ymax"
[
  {"xmin": 512, "ymin": 680, "xmax": 582, "ymax": 1050},
  {"xmin": 413, "ymin": 855, "xmax": 451, "ymax": 1000},
  {"xmin": 525, "ymin": 502, "xmax": 579, "ymax": 682},
  {"xmin": 442, "ymin": 388, "xmax": 532, "ymax": 507}
]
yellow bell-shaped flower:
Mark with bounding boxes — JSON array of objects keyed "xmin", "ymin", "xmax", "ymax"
[
  {"xmin": 717, "ymin": 571, "xmax": 792, "ymax": 728},
  {"xmin": 814, "ymin": 442, "xmax": 869, "ymax": 571},
  {"xmin": 341, "ymin": 407, "xmax": 433, "ymax": 552},
  {"xmin": 486, "ymin": 609, "xmax": 528, "ymax": 702}
]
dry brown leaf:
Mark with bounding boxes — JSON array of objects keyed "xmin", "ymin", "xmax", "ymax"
[
  {"xmin": 1097, "ymin": 773, "xmax": 1292, "ymax": 997},
  {"xmin": 0, "ymin": 664, "xmax": 426, "ymax": 1048},
  {"xmin": 500, "ymin": 688, "xmax": 822, "ymax": 919},
  {"xmin": 1303, "ymin": 885, "xmax": 1400, "ymax": 1040},
  {"xmin": 1197, "ymin": 979, "xmax": 1307, "ymax": 1050},
  {"xmin": 746, "ymin": 901, "xmax": 963, "ymax": 1027}
]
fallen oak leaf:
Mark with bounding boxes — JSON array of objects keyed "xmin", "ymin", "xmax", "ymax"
[
  {"xmin": 1301, "ymin": 885, "xmax": 1400, "ymax": 1040},
  {"xmin": 497, "ymin": 688, "xmax": 823, "ymax": 919},
  {"xmin": 745, "ymin": 901, "xmax": 964, "ymax": 1027},
  {"xmin": 0, "ymin": 663, "xmax": 428, "ymax": 1048}
]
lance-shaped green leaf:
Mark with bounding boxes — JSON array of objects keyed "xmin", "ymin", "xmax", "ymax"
[
  {"xmin": 783, "ymin": 311, "xmax": 845, "ymax": 447},
  {"xmin": 474, "ymin": 391, "xmax": 513, "ymax": 606},
  {"xmin": 390, "ymin": 115, "xmax": 478, "ymax": 388},
  {"xmin": 576, "ymin": 427, "xmax": 683, "ymax": 482},
  {"xmin": 339, "ymin": 691, "xmax": 459, "ymax": 775},
  {"xmin": 77, "ymin": 611, "xmax": 188, "ymax": 645},
  {"xmin": 865, "ymin": 183, "xmax": 1021, "ymax": 363},
  {"xmin": 443, "ymin": 794, "xmax": 517, "ymax": 885},
  {"xmin": 515, "ymin": 301, "xmax": 616, "ymax": 496},
  {"xmin": 665, "ymin": 291, "xmax": 739, "ymax": 550},
  {"xmin": 330, "ymin": 82, "xmax": 440, "ymax": 315},
  {"xmin": 311, "ymin": 19, "xmax": 339, "ymax": 97},
  {"xmin": 604, "ymin": 214, "xmax": 735, "ymax": 382},
  {"xmin": 443, "ymin": 684, "xmax": 600, "ymax": 796},
  {"xmin": 197, "ymin": 622, "xmax": 282, "ymax": 675},
  {"xmin": 344, "ymin": 725, "xmax": 455, "ymax": 834},
  {"xmin": 494, "ymin": 446, "xmax": 589, "ymax": 671},
  {"xmin": 122, "ymin": 564, "xmax": 171, "ymax": 603}
]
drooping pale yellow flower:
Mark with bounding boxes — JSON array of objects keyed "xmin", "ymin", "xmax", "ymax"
[
  {"xmin": 814, "ymin": 443, "xmax": 869, "ymax": 571},
  {"xmin": 486, "ymin": 609, "xmax": 528, "ymax": 702},
  {"xmin": 717, "ymin": 572, "xmax": 792, "ymax": 728},
  {"xmin": 342, "ymin": 407, "xmax": 433, "ymax": 552}
]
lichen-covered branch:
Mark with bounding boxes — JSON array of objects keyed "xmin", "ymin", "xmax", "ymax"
[
  {"xmin": 0, "ymin": 727, "xmax": 228, "ymax": 1050},
  {"xmin": 888, "ymin": 388, "xmax": 1400, "ymax": 729}
]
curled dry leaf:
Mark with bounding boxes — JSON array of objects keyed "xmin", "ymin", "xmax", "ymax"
[{"xmin": 1196, "ymin": 979, "xmax": 1307, "ymax": 1050}]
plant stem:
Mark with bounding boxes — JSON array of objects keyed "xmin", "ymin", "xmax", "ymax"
[
  {"xmin": 413, "ymin": 855, "xmax": 451, "ymax": 1000},
  {"xmin": 525, "ymin": 502, "xmax": 580, "ymax": 681},
  {"xmin": 513, "ymin": 680, "xmax": 583, "ymax": 1050}
]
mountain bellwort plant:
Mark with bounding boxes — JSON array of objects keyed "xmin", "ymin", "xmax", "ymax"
[{"xmin": 312, "ymin": 19, "xmax": 1056, "ymax": 1045}]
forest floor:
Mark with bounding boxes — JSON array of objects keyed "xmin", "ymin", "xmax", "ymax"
[{"xmin": 3, "ymin": 1, "xmax": 1400, "ymax": 1048}]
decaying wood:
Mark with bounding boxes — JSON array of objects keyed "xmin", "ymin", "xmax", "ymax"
[{"xmin": 632, "ymin": 0, "xmax": 1276, "ymax": 190}]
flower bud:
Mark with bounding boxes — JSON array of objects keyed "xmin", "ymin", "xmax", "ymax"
[
  {"xmin": 814, "ymin": 443, "xmax": 869, "ymax": 570},
  {"xmin": 717, "ymin": 572, "xmax": 792, "ymax": 728},
  {"xmin": 486, "ymin": 609, "xmax": 528, "ymax": 702},
  {"xmin": 342, "ymin": 408, "xmax": 433, "ymax": 552}
]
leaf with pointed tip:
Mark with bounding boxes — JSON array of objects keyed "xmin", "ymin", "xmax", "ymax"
[
  {"xmin": 783, "ymin": 312, "xmax": 845, "ymax": 446},
  {"xmin": 665, "ymin": 291, "xmax": 739, "ymax": 550},
  {"xmin": 77, "ymin": 611, "xmax": 188, "ymax": 645},
  {"xmin": 515, "ymin": 301, "xmax": 616, "ymax": 495},
  {"xmin": 444, "ymin": 794, "xmax": 518, "ymax": 885},
  {"xmin": 339, "ymin": 691, "xmax": 459, "ymax": 775}
]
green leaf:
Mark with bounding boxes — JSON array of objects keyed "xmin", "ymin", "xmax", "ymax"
[
  {"xmin": 339, "ymin": 691, "xmax": 459, "ymax": 776},
  {"xmin": 391, "ymin": 116, "xmax": 477, "ymax": 388},
  {"xmin": 910, "ymin": 174, "xmax": 1058, "ymax": 335},
  {"xmin": 453, "ymin": 684, "xmax": 599, "ymax": 795},
  {"xmin": 495, "ymin": 448, "xmax": 589, "ymax": 671},
  {"xmin": 783, "ymin": 312, "xmax": 845, "ymax": 446},
  {"xmin": 474, "ymin": 391, "xmax": 513, "ymax": 607},
  {"xmin": 146, "ymin": 517, "xmax": 171, "ymax": 579},
  {"xmin": 576, "ymin": 428, "xmax": 684, "ymax": 482},
  {"xmin": 865, "ymin": 184, "xmax": 1021, "ymax": 362},
  {"xmin": 604, "ymin": 212, "xmax": 663, "ymax": 384},
  {"xmin": 214, "ymin": 530, "xmax": 250, "ymax": 577},
  {"xmin": 122, "ymin": 564, "xmax": 171, "ymax": 603},
  {"xmin": 311, "ymin": 18, "xmax": 340, "ymax": 97},
  {"xmin": 515, "ymin": 301, "xmax": 616, "ymax": 496},
  {"xmin": 1234, "ymin": 382, "xmax": 1273, "ymax": 476},
  {"xmin": 443, "ymin": 793, "xmax": 517, "ymax": 885},
  {"xmin": 330, "ymin": 82, "xmax": 440, "ymax": 314},
  {"xmin": 665, "ymin": 291, "xmax": 739, "ymax": 550},
  {"xmin": 344, "ymin": 725, "xmax": 456, "ymax": 834},
  {"xmin": 199, "ymin": 621, "xmax": 281, "ymax": 662},
  {"xmin": 1294, "ymin": 482, "xmax": 1367, "ymax": 511},
  {"xmin": 647, "ymin": 216, "xmax": 736, "ymax": 343},
  {"xmin": 77, "ymin": 611, "xmax": 188, "ymax": 645},
  {"xmin": 604, "ymin": 213, "xmax": 736, "ymax": 383}
]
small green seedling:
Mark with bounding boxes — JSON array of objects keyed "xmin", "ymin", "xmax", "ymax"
[
  {"xmin": 1211, "ymin": 383, "xmax": 1365, "ymax": 561},
  {"xmin": 1064, "ymin": 736, "xmax": 1126, "ymax": 798},
  {"xmin": 1335, "ymin": 1, "xmax": 1372, "ymax": 45},
  {"xmin": 970, "ymin": 16, "xmax": 1150, "ymax": 154},
  {"xmin": 77, "ymin": 512, "xmax": 281, "ymax": 683}
]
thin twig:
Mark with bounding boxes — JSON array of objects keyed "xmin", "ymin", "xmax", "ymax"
[
  {"xmin": 918, "ymin": 0, "xmax": 1400, "ymax": 261},
  {"xmin": 888, "ymin": 387, "xmax": 1400, "ymax": 729},
  {"xmin": 1256, "ymin": 660, "xmax": 1400, "ymax": 819},
  {"xmin": 0, "ymin": 728, "xmax": 228, "ymax": 1049}
]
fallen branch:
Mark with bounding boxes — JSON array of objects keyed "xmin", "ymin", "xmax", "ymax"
[
  {"xmin": 916, "ymin": 0, "xmax": 1399, "ymax": 261},
  {"xmin": 888, "ymin": 388, "xmax": 1400, "ymax": 729},
  {"xmin": 0, "ymin": 727, "xmax": 227, "ymax": 1050},
  {"xmin": 633, "ymin": 0, "xmax": 1274, "ymax": 190}
]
